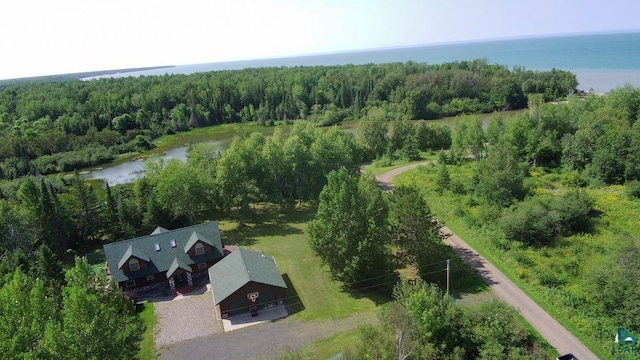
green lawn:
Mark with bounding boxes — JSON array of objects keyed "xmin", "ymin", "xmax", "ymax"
[
  {"xmin": 219, "ymin": 205, "xmax": 381, "ymax": 321},
  {"xmin": 137, "ymin": 302, "xmax": 157, "ymax": 360},
  {"xmin": 292, "ymin": 328, "xmax": 362, "ymax": 359}
]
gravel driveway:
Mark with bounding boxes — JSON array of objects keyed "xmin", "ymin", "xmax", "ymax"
[
  {"xmin": 154, "ymin": 288, "xmax": 223, "ymax": 349},
  {"xmin": 159, "ymin": 312, "xmax": 376, "ymax": 360}
]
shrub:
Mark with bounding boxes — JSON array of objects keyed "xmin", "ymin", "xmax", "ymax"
[
  {"xmin": 499, "ymin": 200, "xmax": 559, "ymax": 245},
  {"xmin": 500, "ymin": 191, "xmax": 594, "ymax": 246},
  {"xmin": 560, "ymin": 170, "xmax": 587, "ymax": 187},
  {"xmin": 547, "ymin": 190, "xmax": 594, "ymax": 235},
  {"xmin": 513, "ymin": 251, "xmax": 535, "ymax": 267},
  {"xmin": 450, "ymin": 179, "xmax": 466, "ymax": 195},
  {"xmin": 538, "ymin": 270, "xmax": 566, "ymax": 288},
  {"xmin": 372, "ymin": 155, "xmax": 394, "ymax": 167},
  {"xmin": 625, "ymin": 180, "xmax": 640, "ymax": 199}
]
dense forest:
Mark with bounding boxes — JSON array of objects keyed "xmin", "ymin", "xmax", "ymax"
[
  {"xmin": 0, "ymin": 60, "xmax": 576, "ymax": 179},
  {"xmin": 0, "ymin": 60, "xmax": 596, "ymax": 358}
]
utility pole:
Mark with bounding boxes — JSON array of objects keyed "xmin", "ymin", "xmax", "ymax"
[{"xmin": 446, "ymin": 259, "xmax": 450, "ymax": 296}]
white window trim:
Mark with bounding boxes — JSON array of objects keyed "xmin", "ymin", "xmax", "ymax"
[
  {"xmin": 126, "ymin": 280, "xmax": 136, "ymax": 288},
  {"xmin": 129, "ymin": 258, "xmax": 140, "ymax": 271},
  {"xmin": 197, "ymin": 262, "xmax": 207, "ymax": 269},
  {"xmin": 195, "ymin": 242, "xmax": 205, "ymax": 255},
  {"xmin": 146, "ymin": 275, "xmax": 155, "ymax": 281}
]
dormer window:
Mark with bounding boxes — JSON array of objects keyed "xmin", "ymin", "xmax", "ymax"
[
  {"xmin": 129, "ymin": 258, "xmax": 140, "ymax": 271},
  {"xmin": 195, "ymin": 243, "xmax": 205, "ymax": 255},
  {"xmin": 154, "ymin": 243, "xmax": 161, "ymax": 251},
  {"xmin": 171, "ymin": 239, "xmax": 177, "ymax": 248}
]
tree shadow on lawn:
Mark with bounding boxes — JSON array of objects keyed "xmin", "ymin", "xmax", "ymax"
[
  {"xmin": 222, "ymin": 206, "xmax": 316, "ymax": 246},
  {"xmin": 342, "ymin": 270, "xmax": 399, "ymax": 306},
  {"xmin": 347, "ymin": 286, "xmax": 395, "ymax": 306},
  {"xmin": 282, "ymin": 273, "xmax": 305, "ymax": 316},
  {"xmin": 350, "ymin": 244, "xmax": 488, "ymax": 305},
  {"xmin": 222, "ymin": 220, "xmax": 304, "ymax": 247}
]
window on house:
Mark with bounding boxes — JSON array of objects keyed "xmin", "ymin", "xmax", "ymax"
[
  {"xmin": 129, "ymin": 258, "xmax": 140, "ymax": 271},
  {"xmin": 197, "ymin": 262, "xmax": 207, "ymax": 269},
  {"xmin": 195, "ymin": 242, "xmax": 205, "ymax": 255},
  {"xmin": 126, "ymin": 280, "xmax": 136, "ymax": 288},
  {"xmin": 146, "ymin": 275, "xmax": 155, "ymax": 281},
  {"xmin": 170, "ymin": 239, "xmax": 177, "ymax": 248},
  {"xmin": 154, "ymin": 243, "xmax": 161, "ymax": 251}
]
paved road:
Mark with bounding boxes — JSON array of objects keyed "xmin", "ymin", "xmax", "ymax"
[{"xmin": 376, "ymin": 162, "xmax": 599, "ymax": 360}]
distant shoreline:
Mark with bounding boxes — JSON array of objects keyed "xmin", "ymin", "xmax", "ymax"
[
  {"xmin": 0, "ymin": 65, "xmax": 176, "ymax": 85},
  {"xmin": 3, "ymin": 32, "xmax": 639, "ymax": 93},
  {"xmin": 79, "ymin": 66, "xmax": 175, "ymax": 81}
]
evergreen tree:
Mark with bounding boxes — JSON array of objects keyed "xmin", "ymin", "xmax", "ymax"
[
  {"xmin": 62, "ymin": 174, "xmax": 101, "ymax": 248},
  {"xmin": 436, "ymin": 163, "xmax": 451, "ymax": 194},
  {"xmin": 104, "ymin": 183, "xmax": 121, "ymax": 240},
  {"xmin": 34, "ymin": 244, "xmax": 64, "ymax": 291}
]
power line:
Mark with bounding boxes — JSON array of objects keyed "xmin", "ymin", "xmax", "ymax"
[
  {"xmin": 216, "ymin": 254, "xmax": 477, "ymax": 318},
  {"xmin": 221, "ymin": 262, "xmax": 458, "ymax": 317}
]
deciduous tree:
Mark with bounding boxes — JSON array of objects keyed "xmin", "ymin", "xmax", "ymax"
[{"xmin": 307, "ymin": 168, "xmax": 390, "ymax": 285}]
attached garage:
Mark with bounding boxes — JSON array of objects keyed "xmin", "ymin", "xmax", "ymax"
[{"xmin": 208, "ymin": 248, "xmax": 287, "ymax": 320}]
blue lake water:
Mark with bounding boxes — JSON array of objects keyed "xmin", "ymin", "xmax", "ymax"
[{"xmin": 85, "ymin": 32, "xmax": 640, "ymax": 93}]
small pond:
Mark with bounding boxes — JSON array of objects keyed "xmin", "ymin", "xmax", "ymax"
[{"xmin": 81, "ymin": 141, "xmax": 224, "ymax": 186}]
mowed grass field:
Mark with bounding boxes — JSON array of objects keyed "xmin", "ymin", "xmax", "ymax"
[
  {"xmin": 218, "ymin": 205, "xmax": 381, "ymax": 321},
  {"xmin": 394, "ymin": 162, "xmax": 640, "ymax": 359}
]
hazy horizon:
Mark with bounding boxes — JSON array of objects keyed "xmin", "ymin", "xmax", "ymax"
[
  {"xmin": 1, "ymin": 0, "xmax": 639, "ymax": 80},
  {"xmin": 4, "ymin": 29, "xmax": 640, "ymax": 82}
]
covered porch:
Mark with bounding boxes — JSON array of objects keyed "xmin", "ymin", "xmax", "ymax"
[{"xmin": 167, "ymin": 257, "xmax": 193, "ymax": 291}]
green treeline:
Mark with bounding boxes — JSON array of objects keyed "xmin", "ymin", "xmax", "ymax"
[
  {"xmin": 0, "ymin": 123, "xmax": 363, "ymax": 359},
  {"xmin": 0, "ymin": 60, "xmax": 576, "ymax": 179},
  {"xmin": 402, "ymin": 86, "xmax": 640, "ymax": 356},
  {"xmin": 0, "ymin": 255, "xmax": 142, "ymax": 359},
  {"xmin": 0, "ymin": 124, "xmax": 362, "ymax": 257}
]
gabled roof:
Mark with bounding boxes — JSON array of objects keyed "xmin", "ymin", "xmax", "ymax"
[
  {"xmin": 184, "ymin": 231, "xmax": 215, "ymax": 252},
  {"xmin": 104, "ymin": 222, "xmax": 224, "ymax": 283},
  {"xmin": 151, "ymin": 226, "xmax": 170, "ymax": 235},
  {"xmin": 117, "ymin": 243, "xmax": 150, "ymax": 269},
  {"xmin": 166, "ymin": 257, "xmax": 194, "ymax": 278},
  {"xmin": 208, "ymin": 248, "xmax": 287, "ymax": 305}
]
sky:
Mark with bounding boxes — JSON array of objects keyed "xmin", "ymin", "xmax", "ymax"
[{"xmin": 1, "ymin": 0, "xmax": 639, "ymax": 80}]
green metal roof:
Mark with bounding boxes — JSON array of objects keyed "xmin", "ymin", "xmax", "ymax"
[
  {"xmin": 208, "ymin": 248, "xmax": 287, "ymax": 305},
  {"xmin": 104, "ymin": 222, "xmax": 224, "ymax": 283}
]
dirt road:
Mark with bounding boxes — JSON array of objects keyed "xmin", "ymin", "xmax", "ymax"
[
  {"xmin": 375, "ymin": 162, "xmax": 432, "ymax": 191},
  {"xmin": 376, "ymin": 162, "xmax": 599, "ymax": 360}
]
